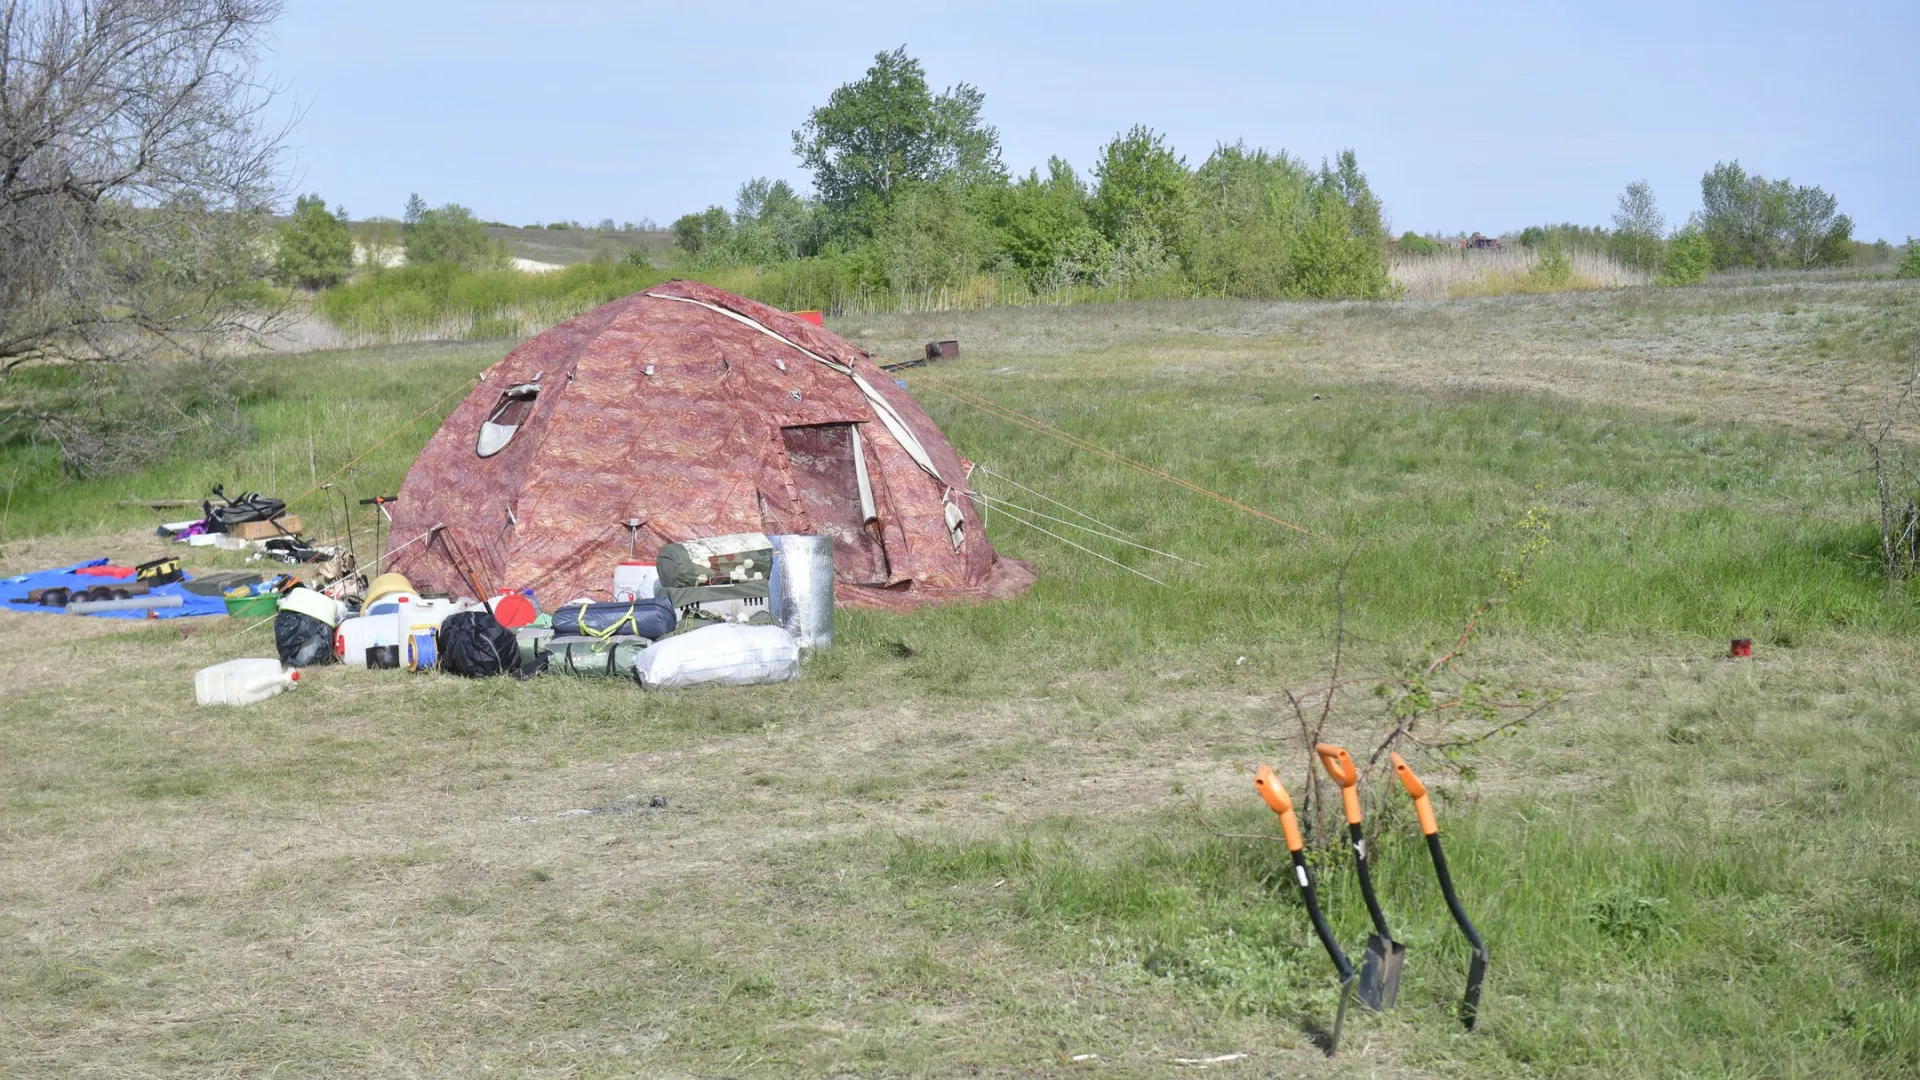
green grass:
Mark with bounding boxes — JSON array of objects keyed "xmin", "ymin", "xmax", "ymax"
[{"xmin": 2, "ymin": 280, "xmax": 1918, "ymax": 1077}]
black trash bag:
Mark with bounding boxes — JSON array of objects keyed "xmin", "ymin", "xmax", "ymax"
[
  {"xmin": 550, "ymin": 597, "xmax": 676, "ymax": 640},
  {"xmin": 274, "ymin": 610, "xmax": 336, "ymax": 667},
  {"xmin": 438, "ymin": 610, "xmax": 523, "ymax": 678}
]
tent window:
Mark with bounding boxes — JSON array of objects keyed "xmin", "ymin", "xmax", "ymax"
[
  {"xmin": 780, "ymin": 423, "xmax": 888, "ymax": 584},
  {"xmin": 477, "ymin": 382, "xmax": 540, "ymax": 458}
]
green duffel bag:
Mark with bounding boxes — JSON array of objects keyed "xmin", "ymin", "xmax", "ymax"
[
  {"xmin": 660, "ymin": 581, "xmax": 771, "ymax": 620},
  {"xmin": 540, "ymin": 635, "xmax": 647, "ymax": 677},
  {"xmin": 656, "ymin": 533, "xmax": 774, "ymax": 588}
]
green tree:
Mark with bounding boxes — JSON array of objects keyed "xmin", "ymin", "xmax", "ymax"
[
  {"xmin": 272, "ymin": 194, "xmax": 353, "ymax": 289},
  {"xmin": 1609, "ymin": 180, "xmax": 1665, "ymax": 273},
  {"xmin": 872, "ymin": 181, "xmax": 997, "ymax": 299},
  {"xmin": 1183, "ymin": 143, "xmax": 1311, "ymax": 297},
  {"xmin": 1089, "ymin": 126, "xmax": 1189, "ymax": 254},
  {"xmin": 792, "ymin": 47, "xmax": 1002, "ymax": 238},
  {"xmin": 1897, "ymin": 239, "xmax": 1920, "ymax": 280},
  {"xmin": 992, "ymin": 157, "xmax": 1099, "ymax": 283},
  {"xmin": 402, "ymin": 198, "xmax": 501, "ymax": 268},
  {"xmin": 1698, "ymin": 162, "xmax": 1852, "ymax": 271},
  {"xmin": 1657, "ymin": 224, "xmax": 1713, "ymax": 285},
  {"xmin": 1180, "ymin": 143, "xmax": 1390, "ymax": 300},
  {"xmin": 728, "ymin": 178, "xmax": 816, "ymax": 264},
  {"xmin": 671, "ymin": 206, "xmax": 734, "ymax": 256}
]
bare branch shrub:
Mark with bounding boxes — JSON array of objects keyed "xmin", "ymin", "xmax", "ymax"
[
  {"xmin": 1857, "ymin": 343, "xmax": 1920, "ymax": 584},
  {"xmin": 1252, "ymin": 509, "xmax": 1561, "ymax": 849},
  {"xmin": 1, "ymin": 0, "xmax": 289, "ymax": 473}
]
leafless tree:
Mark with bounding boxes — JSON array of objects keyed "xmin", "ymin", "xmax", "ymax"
[{"xmin": 1, "ymin": 0, "xmax": 289, "ymax": 375}]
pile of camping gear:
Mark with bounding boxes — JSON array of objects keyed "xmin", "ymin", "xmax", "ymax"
[
  {"xmin": 156, "ymin": 485, "xmax": 333, "ymax": 564},
  {"xmin": 196, "ymin": 531, "xmax": 836, "ymax": 704}
]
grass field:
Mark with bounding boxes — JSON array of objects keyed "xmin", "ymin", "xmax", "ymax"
[{"xmin": 2, "ymin": 279, "xmax": 1918, "ymax": 1077}]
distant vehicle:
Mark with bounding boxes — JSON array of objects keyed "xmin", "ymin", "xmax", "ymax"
[{"xmin": 1464, "ymin": 232, "xmax": 1502, "ymax": 251}]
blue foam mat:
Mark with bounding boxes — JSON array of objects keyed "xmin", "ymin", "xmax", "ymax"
[{"xmin": 0, "ymin": 558, "xmax": 231, "ymax": 619}]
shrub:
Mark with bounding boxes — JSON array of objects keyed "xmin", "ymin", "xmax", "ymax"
[
  {"xmin": 272, "ymin": 194, "xmax": 353, "ymax": 289},
  {"xmin": 404, "ymin": 199, "xmax": 506, "ymax": 269},
  {"xmin": 1531, "ymin": 235, "xmax": 1572, "ymax": 287},
  {"xmin": 1396, "ymin": 231, "xmax": 1445, "ymax": 256},
  {"xmin": 1658, "ymin": 226, "xmax": 1713, "ymax": 286},
  {"xmin": 1897, "ymin": 238, "xmax": 1920, "ymax": 280}
]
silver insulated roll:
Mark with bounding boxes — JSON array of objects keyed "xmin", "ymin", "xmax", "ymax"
[{"xmin": 770, "ymin": 534, "xmax": 834, "ymax": 650}]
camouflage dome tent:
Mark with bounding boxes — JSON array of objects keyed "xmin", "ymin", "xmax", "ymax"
[{"xmin": 387, "ymin": 281, "xmax": 1036, "ymax": 611}]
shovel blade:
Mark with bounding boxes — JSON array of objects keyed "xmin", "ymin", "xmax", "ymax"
[{"xmin": 1355, "ymin": 933, "xmax": 1407, "ymax": 1011}]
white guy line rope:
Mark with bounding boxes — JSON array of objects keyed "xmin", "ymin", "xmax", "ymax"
[
  {"xmin": 975, "ymin": 463, "xmax": 1140, "ymax": 537},
  {"xmin": 971, "ymin": 491, "xmax": 1200, "ymax": 565},
  {"xmin": 992, "ymin": 506, "xmax": 1168, "ymax": 587}
]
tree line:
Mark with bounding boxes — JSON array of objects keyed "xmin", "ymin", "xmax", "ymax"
[
  {"xmin": 666, "ymin": 47, "xmax": 1394, "ymax": 304},
  {"xmin": 1495, "ymin": 163, "xmax": 1864, "ymax": 286}
]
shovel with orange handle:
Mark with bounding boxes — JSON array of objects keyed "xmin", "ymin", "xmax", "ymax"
[
  {"xmin": 1315, "ymin": 743, "xmax": 1406, "ymax": 1010},
  {"xmin": 1391, "ymin": 752, "xmax": 1489, "ymax": 1030},
  {"xmin": 1254, "ymin": 763, "xmax": 1355, "ymax": 1055}
]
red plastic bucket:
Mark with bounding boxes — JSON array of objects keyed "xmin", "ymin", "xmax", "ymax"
[{"xmin": 491, "ymin": 592, "xmax": 538, "ymax": 629}]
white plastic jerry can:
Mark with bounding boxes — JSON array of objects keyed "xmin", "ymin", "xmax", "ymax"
[{"xmin": 195, "ymin": 658, "xmax": 299, "ymax": 706}]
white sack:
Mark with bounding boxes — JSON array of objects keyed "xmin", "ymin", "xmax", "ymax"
[{"xmin": 634, "ymin": 624, "xmax": 800, "ymax": 689}]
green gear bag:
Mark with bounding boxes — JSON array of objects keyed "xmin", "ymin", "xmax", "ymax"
[{"xmin": 540, "ymin": 635, "xmax": 648, "ymax": 677}]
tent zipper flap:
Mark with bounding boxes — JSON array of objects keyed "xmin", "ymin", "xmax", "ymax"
[{"xmin": 851, "ymin": 424, "xmax": 878, "ymax": 523}]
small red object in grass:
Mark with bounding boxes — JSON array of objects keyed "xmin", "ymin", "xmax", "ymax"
[
  {"xmin": 1730, "ymin": 638, "xmax": 1752, "ymax": 658},
  {"xmin": 492, "ymin": 592, "xmax": 537, "ymax": 629},
  {"xmin": 791, "ymin": 309, "xmax": 824, "ymax": 326}
]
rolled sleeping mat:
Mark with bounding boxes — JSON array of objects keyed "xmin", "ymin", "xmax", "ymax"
[
  {"xmin": 769, "ymin": 534, "xmax": 834, "ymax": 650},
  {"xmin": 66, "ymin": 594, "xmax": 185, "ymax": 615},
  {"xmin": 550, "ymin": 598, "xmax": 676, "ymax": 640},
  {"xmin": 542, "ymin": 635, "xmax": 648, "ymax": 677}
]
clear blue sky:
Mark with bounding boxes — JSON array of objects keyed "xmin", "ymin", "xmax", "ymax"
[{"xmin": 269, "ymin": 1, "xmax": 1917, "ymax": 240}]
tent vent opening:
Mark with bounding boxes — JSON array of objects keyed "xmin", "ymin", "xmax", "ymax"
[{"xmin": 477, "ymin": 382, "xmax": 540, "ymax": 458}]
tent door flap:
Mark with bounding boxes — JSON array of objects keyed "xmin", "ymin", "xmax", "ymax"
[{"xmin": 779, "ymin": 423, "xmax": 888, "ymax": 585}]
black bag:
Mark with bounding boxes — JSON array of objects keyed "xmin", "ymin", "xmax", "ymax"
[
  {"xmin": 550, "ymin": 598, "xmax": 676, "ymax": 640},
  {"xmin": 274, "ymin": 610, "xmax": 336, "ymax": 667},
  {"xmin": 203, "ymin": 485, "xmax": 288, "ymax": 533},
  {"xmin": 438, "ymin": 610, "xmax": 522, "ymax": 677}
]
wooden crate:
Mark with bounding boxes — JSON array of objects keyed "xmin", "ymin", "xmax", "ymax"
[{"xmin": 229, "ymin": 516, "xmax": 302, "ymax": 540}]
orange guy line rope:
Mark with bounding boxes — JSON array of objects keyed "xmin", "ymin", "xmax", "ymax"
[
  {"xmin": 915, "ymin": 376, "xmax": 1330, "ymax": 543},
  {"xmin": 283, "ymin": 375, "xmax": 480, "ymax": 511}
]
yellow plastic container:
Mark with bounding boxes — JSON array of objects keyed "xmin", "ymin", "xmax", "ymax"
[{"xmin": 365, "ymin": 572, "xmax": 415, "ymax": 608}]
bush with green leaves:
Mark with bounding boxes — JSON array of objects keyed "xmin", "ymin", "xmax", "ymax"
[
  {"xmin": 1531, "ymin": 235, "xmax": 1573, "ymax": 287},
  {"xmin": 401, "ymin": 195, "xmax": 505, "ymax": 269},
  {"xmin": 272, "ymin": 194, "xmax": 353, "ymax": 289},
  {"xmin": 1396, "ymin": 231, "xmax": 1445, "ymax": 256},
  {"xmin": 1897, "ymin": 239, "xmax": 1920, "ymax": 280},
  {"xmin": 1657, "ymin": 225, "xmax": 1713, "ymax": 285}
]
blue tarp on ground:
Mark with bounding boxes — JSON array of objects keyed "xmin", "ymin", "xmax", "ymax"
[{"xmin": 0, "ymin": 558, "xmax": 229, "ymax": 619}]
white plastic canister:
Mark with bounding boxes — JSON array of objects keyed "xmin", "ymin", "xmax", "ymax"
[
  {"xmin": 195, "ymin": 659, "xmax": 298, "ymax": 705},
  {"xmin": 334, "ymin": 613, "xmax": 401, "ymax": 668},
  {"xmin": 613, "ymin": 561, "xmax": 659, "ymax": 601}
]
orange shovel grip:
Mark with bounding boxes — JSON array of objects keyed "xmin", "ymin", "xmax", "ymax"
[
  {"xmin": 1314, "ymin": 743, "xmax": 1364, "ymax": 825},
  {"xmin": 1253, "ymin": 764, "xmax": 1304, "ymax": 852},
  {"xmin": 1390, "ymin": 752, "xmax": 1439, "ymax": 836}
]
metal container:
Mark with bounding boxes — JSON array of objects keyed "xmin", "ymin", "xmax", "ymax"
[{"xmin": 769, "ymin": 534, "xmax": 834, "ymax": 650}]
